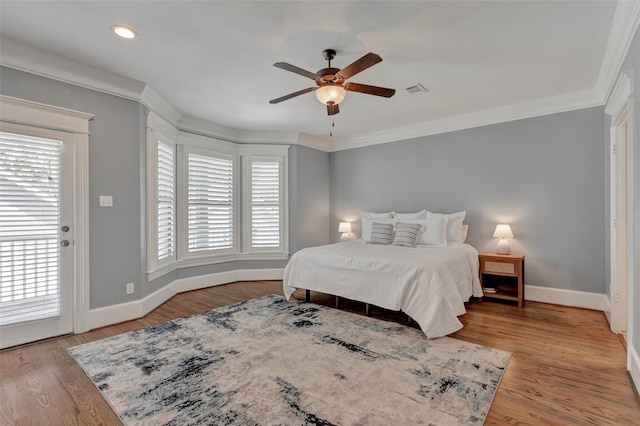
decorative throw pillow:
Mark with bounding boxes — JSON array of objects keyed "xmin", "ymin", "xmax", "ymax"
[
  {"xmin": 392, "ymin": 222, "xmax": 422, "ymax": 247},
  {"xmin": 369, "ymin": 222, "xmax": 395, "ymax": 244},
  {"xmin": 361, "ymin": 211, "xmax": 395, "ymax": 241},
  {"xmin": 361, "ymin": 217, "xmax": 396, "ymax": 241}
]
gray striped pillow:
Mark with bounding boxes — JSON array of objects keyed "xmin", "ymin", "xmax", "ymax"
[
  {"xmin": 369, "ymin": 222, "xmax": 395, "ymax": 244},
  {"xmin": 392, "ymin": 222, "xmax": 421, "ymax": 247}
]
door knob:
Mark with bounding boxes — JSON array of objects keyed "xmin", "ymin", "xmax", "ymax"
[
  {"xmin": 61, "ymin": 240, "xmax": 70, "ymax": 247},
  {"xmin": 61, "ymin": 226, "xmax": 70, "ymax": 232}
]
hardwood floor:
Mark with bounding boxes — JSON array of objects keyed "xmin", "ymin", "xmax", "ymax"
[{"xmin": 1, "ymin": 281, "xmax": 638, "ymax": 425}]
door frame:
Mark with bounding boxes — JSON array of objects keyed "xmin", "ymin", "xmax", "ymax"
[
  {"xmin": 0, "ymin": 95, "xmax": 93, "ymax": 338},
  {"xmin": 604, "ymin": 71, "xmax": 635, "ymax": 366}
]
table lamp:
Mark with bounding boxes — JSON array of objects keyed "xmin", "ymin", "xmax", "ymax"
[
  {"xmin": 338, "ymin": 222, "xmax": 352, "ymax": 241},
  {"xmin": 493, "ymin": 224, "xmax": 514, "ymax": 254}
]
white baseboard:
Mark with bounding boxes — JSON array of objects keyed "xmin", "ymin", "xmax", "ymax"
[
  {"xmin": 177, "ymin": 268, "xmax": 284, "ymax": 293},
  {"xmin": 87, "ymin": 268, "xmax": 284, "ymax": 331},
  {"xmin": 525, "ymin": 285, "xmax": 609, "ymax": 311},
  {"xmin": 629, "ymin": 344, "xmax": 640, "ymax": 397},
  {"xmin": 86, "ymin": 278, "xmax": 608, "ymax": 331}
]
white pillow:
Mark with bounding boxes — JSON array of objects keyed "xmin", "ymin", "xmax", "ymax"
[
  {"xmin": 361, "ymin": 217, "xmax": 396, "ymax": 241},
  {"xmin": 426, "ymin": 210, "xmax": 466, "ymax": 244},
  {"xmin": 400, "ymin": 217, "xmax": 448, "ymax": 247},
  {"xmin": 461, "ymin": 224, "xmax": 469, "ymax": 243},
  {"xmin": 394, "ymin": 210, "xmax": 427, "ymax": 219},
  {"xmin": 361, "ymin": 211, "xmax": 394, "ymax": 219}
]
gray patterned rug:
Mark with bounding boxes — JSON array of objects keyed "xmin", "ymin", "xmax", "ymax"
[{"xmin": 69, "ymin": 295, "xmax": 510, "ymax": 425}]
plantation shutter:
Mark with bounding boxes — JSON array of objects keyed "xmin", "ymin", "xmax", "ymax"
[
  {"xmin": 251, "ymin": 161, "xmax": 280, "ymax": 248},
  {"xmin": 0, "ymin": 132, "xmax": 62, "ymax": 325},
  {"xmin": 187, "ymin": 153, "xmax": 234, "ymax": 252},
  {"xmin": 157, "ymin": 140, "xmax": 175, "ymax": 261}
]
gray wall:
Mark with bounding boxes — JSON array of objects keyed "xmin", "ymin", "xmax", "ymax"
[
  {"xmin": 330, "ymin": 106, "xmax": 606, "ymax": 294},
  {"xmin": 0, "ymin": 66, "xmax": 144, "ymax": 309},
  {"xmin": 617, "ymin": 24, "xmax": 640, "ymax": 365},
  {"xmin": 289, "ymin": 145, "xmax": 331, "ymax": 254},
  {"xmin": 0, "ymin": 67, "xmax": 331, "ymax": 309}
]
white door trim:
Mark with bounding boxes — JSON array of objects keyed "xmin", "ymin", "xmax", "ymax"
[
  {"xmin": 604, "ymin": 71, "xmax": 635, "ymax": 371},
  {"xmin": 0, "ymin": 95, "xmax": 94, "ymax": 335}
]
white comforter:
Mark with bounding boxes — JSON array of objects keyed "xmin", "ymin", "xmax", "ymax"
[{"xmin": 283, "ymin": 240, "xmax": 483, "ymax": 338}]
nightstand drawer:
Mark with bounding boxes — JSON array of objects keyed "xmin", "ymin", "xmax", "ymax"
[{"xmin": 484, "ymin": 260, "xmax": 515, "ymax": 275}]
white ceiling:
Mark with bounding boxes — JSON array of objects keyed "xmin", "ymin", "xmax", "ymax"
[{"xmin": 0, "ymin": 1, "xmax": 637, "ymax": 149}]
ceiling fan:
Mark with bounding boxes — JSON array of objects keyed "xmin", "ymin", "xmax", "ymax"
[{"xmin": 269, "ymin": 49, "xmax": 395, "ymax": 116}]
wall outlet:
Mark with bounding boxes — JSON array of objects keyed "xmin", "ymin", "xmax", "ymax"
[{"xmin": 126, "ymin": 282, "xmax": 135, "ymax": 294}]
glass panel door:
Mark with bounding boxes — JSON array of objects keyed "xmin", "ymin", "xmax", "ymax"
[{"xmin": 0, "ymin": 125, "xmax": 73, "ymax": 348}]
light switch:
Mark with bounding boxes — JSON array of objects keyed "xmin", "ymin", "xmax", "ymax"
[{"xmin": 99, "ymin": 195, "xmax": 113, "ymax": 207}]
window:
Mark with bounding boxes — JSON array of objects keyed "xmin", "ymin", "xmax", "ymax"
[
  {"xmin": 157, "ymin": 139, "xmax": 175, "ymax": 261},
  {"xmin": 146, "ymin": 122, "xmax": 289, "ymax": 278},
  {"xmin": 243, "ymin": 156, "xmax": 287, "ymax": 252},
  {"xmin": 184, "ymin": 149, "xmax": 236, "ymax": 257},
  {"xmin": 146, "ymin": 112, "xmax": 179, "ymax": 279}
]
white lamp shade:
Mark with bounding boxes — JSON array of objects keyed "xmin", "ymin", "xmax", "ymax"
[
  {"xmin": 338, "ymin": 222, "xmax": 352, "ymax": 233},
  {"xmin": 316, "ymin": 85, "xmax": 346, "ymax": 105},
  {"xmin": 493, "ymin": 224, "xmax": 514, "ymax": 238}
]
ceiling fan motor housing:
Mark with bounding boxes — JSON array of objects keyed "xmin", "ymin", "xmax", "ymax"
[{"xmin": 316, "ymin": 68, "xmax": 342, "ymax": 85}]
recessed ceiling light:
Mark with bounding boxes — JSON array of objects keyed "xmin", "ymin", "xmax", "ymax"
[{"xmin": 112, "ymin": 25, "xmax": 136, "ymax": 39}]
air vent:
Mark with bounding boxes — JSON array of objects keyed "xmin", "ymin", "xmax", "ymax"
[{"xmin": 405, "ymin": 84, "xmax": 428, "ymax": 95}]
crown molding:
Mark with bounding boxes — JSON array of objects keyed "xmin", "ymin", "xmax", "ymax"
[
  {"xmin": 237, "ymin": 129, "xmax": 300, "ymax": 145},
  {"xmin": 176, "ymin": 115, "xmax": 241, "ymax": 142},
  {"xmin": 330, "ymin": 88, "xmax": 603, "ymax": 152},
  {"xmin": 140, "ymin": 85, "xmax": 182, "ymax": 126},
  {"xmin": 177, "ymin": 116, "xmax": 332, "ymax": 151},
  {"xmin": 595, "ymin": 0, "xmax": 640, "ymax": 102},
  {"xmin": 605, "ymin": 70, "xmax": 634, "ymax": 116},
  {"xmin": 296, "ymin": 133, "xmax": 332, "ymax": 152},
  {"xmin": 0, "ymin": 37, "xmax": 146, "ymax": 101}
]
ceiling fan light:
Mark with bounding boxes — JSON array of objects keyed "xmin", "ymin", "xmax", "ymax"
[{"xmin": 316, "ymin": 85, "xmax": 346, "ymax": 105}]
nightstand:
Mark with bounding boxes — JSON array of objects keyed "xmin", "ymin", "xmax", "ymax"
[{"xmin": 478, "ymin": 253, "xmax": 525, "ymax": 307}]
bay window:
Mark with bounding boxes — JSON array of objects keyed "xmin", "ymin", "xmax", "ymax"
[{"xmin": 146, "ymin": 116, "xmax": 288, "ymax": 278}]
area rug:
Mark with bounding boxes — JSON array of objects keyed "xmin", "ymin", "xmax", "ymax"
[{"xmin": 69, "ymin": 295, "xmax": 510, "ymax": 425}]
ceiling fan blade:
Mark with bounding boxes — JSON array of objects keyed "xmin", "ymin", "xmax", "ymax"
[
  {"xmin": 326, "ymin": 103, "xmax": 340, "ymax": 116},
  {"xmin": 269, "ymin": 87, "xmax": 317, "ymax": 104},
  {"xmin": 336, "ymin": 52, "xmax": 382, "ymax": 80},
  {"xmin": 273, "ymin": 62, "xmax": 319, "ymax": 80},
  {"xmin": 345, "ymin": 82, "xmax": 395, "ymax": 98}
]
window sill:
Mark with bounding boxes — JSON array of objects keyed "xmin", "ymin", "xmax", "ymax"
[
  {"xmin": 147, "ymin": 251, "xmax": 289, "ymax": 281},
  {"xmin": 147, "ymin": 262, "xmax": 178, "ymax": 281}
]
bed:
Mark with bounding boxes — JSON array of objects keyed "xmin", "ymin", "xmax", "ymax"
[{"xmin": 283, "ymin": 239, "xmax": 483, "ymax": 338}]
